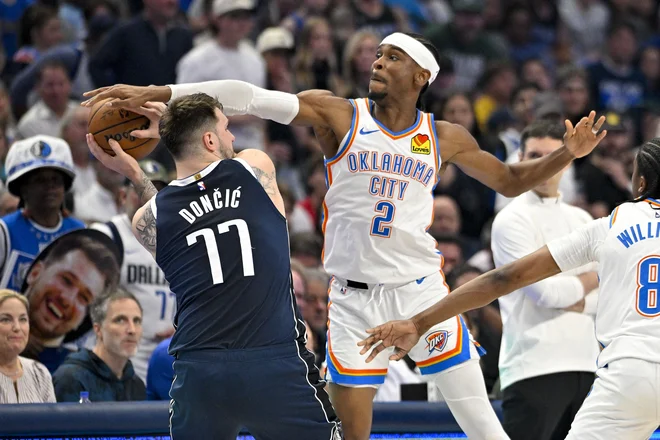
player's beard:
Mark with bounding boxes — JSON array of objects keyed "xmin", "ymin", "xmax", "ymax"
[{"xmin": 368, "ymin": 90, "xmax": 388, "ymax": 102}]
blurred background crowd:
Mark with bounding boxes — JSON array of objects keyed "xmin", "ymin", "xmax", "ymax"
[{"xmin": 0, "ymin": 0, "xmax": 659, "ymax": 423}]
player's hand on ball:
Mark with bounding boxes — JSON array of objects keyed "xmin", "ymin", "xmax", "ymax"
[
  {"xmin": 86, "ymin": 133, "xmax": 141, "ymax": 181},
  {"xmin": 82, "ymin": 84, "xmax": 170, "ymax": 109},
  {"xmin": 357, "ymin": 319, "xmax": 421, "ymax": 363},
  {"xmin": 563, "ymin": 111, "xmax": 607, "ymax": 158},
  {"xmin": 128, "ymin": 102, "xmax": 167, "ymax": 139}
]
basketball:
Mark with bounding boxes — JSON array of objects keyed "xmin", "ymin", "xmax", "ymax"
[{"xmin": 88, "ymin": 99, "xmax": 160, "ymax": 160}]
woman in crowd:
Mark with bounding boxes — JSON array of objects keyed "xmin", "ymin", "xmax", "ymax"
[{"xmin": 0, "ymin": 289, "xmax": 55, "ymax": 403}]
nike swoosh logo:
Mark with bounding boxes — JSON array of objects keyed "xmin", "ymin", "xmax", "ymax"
[{"xmin": 359, "ymin": 127, "xmax": 379, "ymax": 135}]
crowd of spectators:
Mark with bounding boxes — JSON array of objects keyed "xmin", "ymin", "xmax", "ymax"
[{"xmin": 0, "ymin": 0, "xmax": 659, "ymax": 421}]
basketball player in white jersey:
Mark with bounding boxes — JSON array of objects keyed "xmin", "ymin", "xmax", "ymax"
[
  {"xmin": 90, "ymin": 159, "xmax": 174, "ymax": 381},
  {"xmin": 359, "ymin": 138, "xmax": 660, "ymax": 440},
  {"xmin": 82, "ymin": 31, "xmax": 606, "ymax": 440}
]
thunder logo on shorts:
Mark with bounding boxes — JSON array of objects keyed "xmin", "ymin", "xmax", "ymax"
[{"xmin": 425, "ymin": 330, "xmax": 451, "ymax": 355}]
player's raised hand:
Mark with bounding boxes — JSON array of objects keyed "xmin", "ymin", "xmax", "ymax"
[
  {"xmin": 563, "ymin": 111, "xmax": 607, "ymax": 158},
  {"xmin": 357, "ymin": 319, "xmax": 421, "ymax": 362},
  {"xmin": 86, "ymin": 133, "xmax": 141, "ymax": 181},
  {"xmin": 82, "ymin": 84, "xmax": 171, "ymax": 109},
  {"xmin": 128, "ymin": 102, "xmax": 167, "ymax": 139}
]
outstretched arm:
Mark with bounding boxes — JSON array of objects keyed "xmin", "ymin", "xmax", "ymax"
[
  {"xmin": 438, "ymin": 112, "xmax": 607, "ymax": 197},
  {"xmin": 358, "ymin": 217, "xmax": 607, "ymax": 362}
]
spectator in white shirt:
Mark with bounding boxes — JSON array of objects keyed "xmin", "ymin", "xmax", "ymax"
[
  {"xmin": 176, "ymin": 0, "xmax": 266, "ymax": 151},
  {"xmin": 15, "ymin": 60, "xmax": 79, "ymax": 140},
  {"xmin": 491, "ymin": 120, "xmax": 600, "ymax": 440}
]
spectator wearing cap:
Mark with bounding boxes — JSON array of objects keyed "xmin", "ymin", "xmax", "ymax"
[
  {"xmin": 425, "ymin": 0, "xmax": 508, "ymax": 92},
  {"xmin": 15, "ymin": 60, "xmax": 79, "ymax": 140},
  {"xmin": 89, "ymin": 160, "xmax": 174, "ymax": 382},
  {"xmin": 587, "ymin": 21, "xmax": 646, "ymax": 115},
  {"xmin": 60, "ymin": 106, "xmax": 96, "ymax": 197},
  {"xmin": 578, "ymin": 111, "xmax": 634, "ymax": 219},
  {"xmin": 177, "ymin": 0, "xmax": 266, "ymax": 151},
  {"xmin": 9, "ymin": 12, "xmax": 117, "ymax": 119},
  {"xmin": 0, "ymin": 135, "xmax": 84, "ymax": 292},
  {"xmin": 89, "ymin": 0, "xmax": 193, "ymax": 88}
]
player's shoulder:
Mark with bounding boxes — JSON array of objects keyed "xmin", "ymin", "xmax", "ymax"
[{"xmin": 235, "ymin": 149, "xmax": 275, "ymax": 172}]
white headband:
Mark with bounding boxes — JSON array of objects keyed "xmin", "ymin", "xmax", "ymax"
[{"xmin": 380, "ymin": 33, "xmax": 440, "ymax": 85}]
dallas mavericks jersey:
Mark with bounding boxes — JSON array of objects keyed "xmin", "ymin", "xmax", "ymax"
[
  {"xmin": 549, "ymin": 199, "xmax": 660, "ymax": 368},
  {"xmin": 323, "ymin": 98, "xmax": 442, "ymax": 284},
  {"xmin": 0, "ymin": 211, "xmax": 84, "ymax": 291},
  {"xmin": 154, "ymin": 158, "xmax": 302, "ymax": 355},
  {"xmin": 92, "ymin": 214, "xmax": 174, "ymax": 381}
]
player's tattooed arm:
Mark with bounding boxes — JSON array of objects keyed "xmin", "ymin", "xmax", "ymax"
[
  {"xmin": 134, "ymin": 171, "xmax": 159, "ymax": 205},
  {"xmin": 251, "ymin": 166, "xmax": 277, "ymax": 197},
  {"xmin": 133, "ymin": 204, "xmax": 157, "ymax": 256}
]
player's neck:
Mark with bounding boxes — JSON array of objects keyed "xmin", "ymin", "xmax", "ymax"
[
  {"xmin": 174, "ymin": 153, "xmax": 227, "ymax": 180},
  {"xmin": 371, "ymin": 100, "xmax": 419, "ymax": 133},
  {"xmin": 93, "ymin": 345, "xmax": 128, "ymax": 379}
]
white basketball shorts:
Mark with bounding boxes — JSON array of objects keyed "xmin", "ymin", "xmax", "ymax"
[
  {"xmin": 566, "ymin": 358, "xmax": 660, "ymax": 440},
  {"xmin": 325, "ymin": 271, "xmax": 483, "ymax": 386}
]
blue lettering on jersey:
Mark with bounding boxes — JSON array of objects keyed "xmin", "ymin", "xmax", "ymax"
[
  {"xmin": 617, "ymin": 222, "xmax": 660, "ymax": 249},
  {"xmin": 346, "ymin": 151, "xmax": 435, "ymax": 187},
  {"xmin": 0, "ymin": 211, "xmax": 84, "ymax": 291}
]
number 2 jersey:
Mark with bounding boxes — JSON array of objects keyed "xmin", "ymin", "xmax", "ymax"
[
  {"xmin": 547, "ymin": 198, "xmax": 660, "ymax": 368},
  {"xmin": 323, "ymin": 98, "xmax": 442, "ymax": 284},
  {"xmin": 152, "ymin": 158, "xmax": 303, "ymax": 356}
]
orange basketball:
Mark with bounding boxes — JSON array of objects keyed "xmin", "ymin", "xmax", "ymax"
[{"xmin": 88, "ymin": 98, "xmax": 159, "ymax": 160}]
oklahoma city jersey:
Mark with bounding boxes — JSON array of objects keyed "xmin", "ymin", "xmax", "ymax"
[
  {"xmin": 548, "ymin": 198, "xmax": 660, "ymax": 369},
  {"xmin": 323, "ymin": 98, "xmax": 441, "ymax": 284}
]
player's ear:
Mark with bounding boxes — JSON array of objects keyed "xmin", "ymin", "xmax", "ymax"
[
  {"xmin": 638, "ymin": 175, "xmax": 647, "ymax": 196},
  {"xmin": 415, "ymin": 70, "xmax": 431, "ymax": 88},
  {"xmin": 201, "ymin": 131, "xmax": 215, "ymax": 152}
]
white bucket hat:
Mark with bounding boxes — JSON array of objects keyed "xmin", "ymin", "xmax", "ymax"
[{"xmin": 5, "ymin": 135, "xmax": 76, "ymax": 196}]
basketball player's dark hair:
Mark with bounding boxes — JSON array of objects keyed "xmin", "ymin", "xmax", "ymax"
[
  {"xmin": 519, "ymin": 120, "xmax": 565, "ymax": 154},
  {"xmin": 159, "ymin": 93, "xmax": 224, "ymax": 159},
  {"xmin": 43, "ymin": 234, "xmax": 120, "ymax": 294},
  {"xmin": 90, "ymin": 288, "xmax": 142, "ymax": 325},
  {"xmin": 634, "ymin": 138, "xmax": 660, "ymax": 201},
  {"xmin": 401, "ymin": 32, "xmax": 441, "ymax": 111}
]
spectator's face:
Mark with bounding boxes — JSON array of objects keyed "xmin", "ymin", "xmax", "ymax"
[
  {"xmin": 63, "ymin": 108, "xmax": 91, "ymax": 163},
  {"xmin": 94, "ymin": 298, "xmax": 142, "ymax": 360},
  {"xmin": 522, "ymin": 60, "xmax": 551, "ymax": 90},
  {"xmin": 559, "ymin": 77, "xmax": 589, "ymax": 117},
  {"xmin": 38, "ymin": 67, "xmax": 71, "ymax": 112},
  {"xmin": 217, "ymin": 11, "xmax": 255, "ymax": 42},
  {"xmin": 640, "ymin": 47, "xmax": 660, "ymax": 82},
  {"xmin": 600, "ymin": 130, "xmax": 632, "ymax": 157},
  {"xmin": 437, "ymin": 242, "xmax": 462, "ymax": 276},
  {"xmin": 512, "ymin": 87, "xmax": 538, "ymax": 125},
  {"xmin": 431, "ymin": 197, "xmax": 460, "ymax": 235},
  {"xmin": 520, "ymin": 136, "xmax": 565, "ymax": 194},
  {"xmin": 608, "ymin": 28, "xmax": 637, "ymax": 66},
  {"xmin": 0, "ymin": 192, "xmax": 19, "ymax": 217},
  {"xmin": 34, "ymin": 17, "xmax": 63, "ymax": 49},
  {"xmin": 304, "ymin": 279, "xmax": 328, "ymax": 332},
  {"xmin": 452, "ymin": 12, "xmax": 485, "ymax": 42},
  {"xmin": 263, "ymin": 51, "xmax": 291, "ymax": 77},
  {"xmin": 309, "ymin": 22, "xmax": 333, "ymax": 60},
  {"xmin": 489, "ymin": 69, "xmax": 517, "ymax": 101},
  {"xmin": 26, "ymin": 250, "xmax": 106, "ymax": 339},
  {"xmin": 442, "ymin": 95, "xmax": 474, "ymax": 132},
  {"xmin": 354, "ymin": 36, "xmax": 379, "ymax": 76},
  {"xmin": 0, "ymin": 298, "xmax": 29, "ymax": 358},
  {"xmin": 21, "ymin": 169, "xmax": 66, "ymax": 212}
]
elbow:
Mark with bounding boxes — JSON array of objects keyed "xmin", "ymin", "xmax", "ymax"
[{"xmin": 499, "ymin": 180, "xmax": 524, "ymax": 198}]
